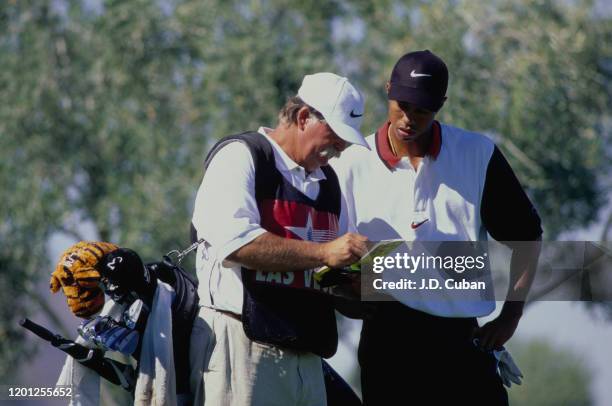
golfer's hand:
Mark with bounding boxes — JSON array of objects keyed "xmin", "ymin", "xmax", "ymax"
[
  {"xmin": 322, "ymin": 233, "xmax": 368, "ymax": 268},
  {"xmin": 472, "ymin": 313, "xmax": 521, "ymax": 352}
]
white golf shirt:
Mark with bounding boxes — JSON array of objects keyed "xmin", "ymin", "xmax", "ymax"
[
  {"xmin": 192, "ymin": 127, "xmax": 347, "ymax": 315},
  {"xmin": 333, "ymin": 121, "xmax": 498, "ymax": 317}
]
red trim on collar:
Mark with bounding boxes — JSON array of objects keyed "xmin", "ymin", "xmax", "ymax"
[
  {"xmin": 375, "ymin": 121, "xmax": 442, "ymax": 169},
  {"xmin": 375, "ymin": 121, "xmax": 400, "ymax": 169}
]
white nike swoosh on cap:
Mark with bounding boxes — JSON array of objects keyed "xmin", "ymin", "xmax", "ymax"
[{"xmin": 410, "ymin": 70, "xmax": 432, "ymax": 78}]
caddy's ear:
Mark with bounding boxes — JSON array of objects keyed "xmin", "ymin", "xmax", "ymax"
[
  {"xmin": 297, "ymin": 106, "xmax": 312, "ymax": 130},
  {"xmin": 385, "ymin": 81, "xmax": 391, "ymax": 94}
]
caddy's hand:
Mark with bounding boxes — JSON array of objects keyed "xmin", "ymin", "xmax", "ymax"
[{"xmin": 322, "ymin": 233, "xmax": 368, "ymax": 268}]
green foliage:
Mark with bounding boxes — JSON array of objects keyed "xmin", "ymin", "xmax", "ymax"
[
  {"xmin": 507, "ymin": 339, "xmax": 593, "ymax": 405},
  {"xmin": 339, "ymin": 0, "xmax": 611, "ymax": 237},
  {"xmin": 0, "ymin": 0, "xmax": 610, "ymax": 382},
  {"xmin": 172, "ymin": 0, "xmax": 343, "ymax": 137},
  {"xmin": 0, "ymin": 0, "xmax": 201, "ymax": 379}
]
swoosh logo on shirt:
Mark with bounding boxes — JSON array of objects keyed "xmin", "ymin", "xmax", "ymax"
[
  {"xmin": 350, "ymin": 110, "xmax": 363, "ymax": 118},
  {"xmin": 411, "ymin": 219, "xmax": 429, "ymax": 229},
  {"xmin": 410, "ymin": 70, "xmax": 432, "ymax": 78}
]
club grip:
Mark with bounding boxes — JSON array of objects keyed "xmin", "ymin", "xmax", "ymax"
[{"xmin": 19, "ymin": 318, "xmax": 58, "ymax": 343}]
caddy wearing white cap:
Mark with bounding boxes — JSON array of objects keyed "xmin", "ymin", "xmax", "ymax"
[
  {"xmin": 298, "ymin": 72, "xmax": 369, "ymax": 149},
  {"xmin": 189, "ymin": 73, "xmax": 369, "ymax": 406}
]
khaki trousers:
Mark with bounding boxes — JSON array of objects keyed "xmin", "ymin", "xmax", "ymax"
[{"xmin": 189, "ymin": 306, "xmax": 327, "ymax": 406}]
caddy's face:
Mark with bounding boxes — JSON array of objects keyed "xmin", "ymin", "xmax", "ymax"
[{"xmin": 299, "ymin": 117, "xmax": 347, "ymax": 171}]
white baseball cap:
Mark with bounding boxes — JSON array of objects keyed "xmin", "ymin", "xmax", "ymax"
[{"xmin": 298, "ymin": 72, "xmax": 369, "ymax": 149}]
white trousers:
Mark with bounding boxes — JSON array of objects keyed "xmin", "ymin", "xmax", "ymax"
[{"xmin": 189, "ymin": 306, "xmax": 327, "ymax": 406}]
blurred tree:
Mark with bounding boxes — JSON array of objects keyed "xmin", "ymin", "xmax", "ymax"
[
  {"xmin": 340, "ymin": 0, "xmax": 612, "ymax": 238},
  {"xmin": 171, "ymin": 0, "xmax": 343, "ymax": 140},
  {"xmin": 507, "ymin": 339, "xmax": 593, "ymax": 405},
  {"xmin": 0, "ymin": 0, "xmax": 343, "ymax": 381},
  {"xmin": 0, "ymin": 0, "xmax": 203, "ymax": 380},
  {"xmin": 1, "ymin": 0, "xmax": 79, "ymax": 380}
]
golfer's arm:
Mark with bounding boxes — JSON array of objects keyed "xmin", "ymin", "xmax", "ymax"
[
  {"xmin": 500, "ymin": 237, "xmax": 542, "ymax": 318},
  {"xmin": 227, "ymin": 232, "xmax": 326, "ymax": 272}
]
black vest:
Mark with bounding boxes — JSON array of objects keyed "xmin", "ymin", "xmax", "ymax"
[{"xmin": 202, "ymin": 131, "xmax": 340, "ymax": 358}]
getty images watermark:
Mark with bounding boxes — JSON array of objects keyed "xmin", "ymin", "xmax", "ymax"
[
  {"xmin": 359, "ymin": 241, "xmax": 612, "ymax": 302},
  {"xmin": 372, "ymin": 249, "xmax": 489, "ymax": 290}
]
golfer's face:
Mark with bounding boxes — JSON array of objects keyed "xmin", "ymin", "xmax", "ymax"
[{"xmin": 388, "ymin": 100, "xmax": 436, "ymax": 143}]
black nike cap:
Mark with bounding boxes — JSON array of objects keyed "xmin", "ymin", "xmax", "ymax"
[{"xmin": 388, "ymin": 50, "xmax": 448, "ymax": 112}]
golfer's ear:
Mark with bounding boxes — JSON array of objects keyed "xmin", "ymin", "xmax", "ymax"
[{"xmin": 385, "ymin": 81, "xmax": 391, "ymax": 94}]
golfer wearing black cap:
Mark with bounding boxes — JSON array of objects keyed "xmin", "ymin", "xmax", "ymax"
[{"xmin": 333, "ymin": 50, "xmax": 543, "ymax": 404}]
